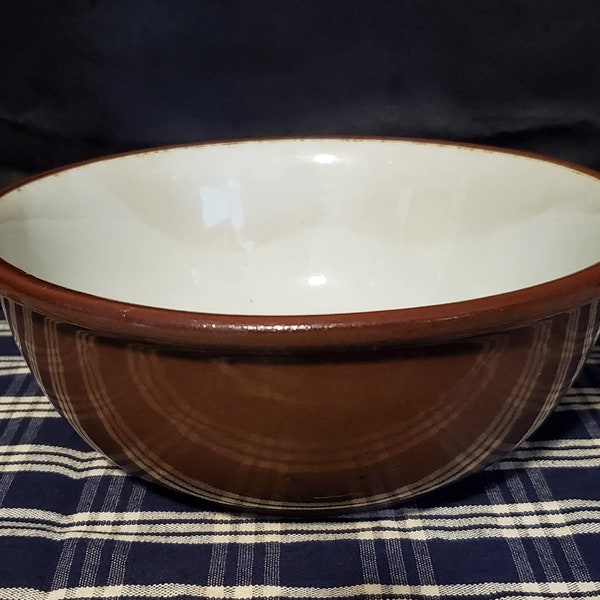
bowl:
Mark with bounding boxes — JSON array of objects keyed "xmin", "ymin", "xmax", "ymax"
[{"xmin": 0, "ymin": 138, "xmax": 599, "ymax": 514}]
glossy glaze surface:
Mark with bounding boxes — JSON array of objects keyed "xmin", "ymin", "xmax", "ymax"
[
  {"xmin": 1, "ymin": 139, "xmax": 599, "ymax": 315},
  {"xmin": 0, "ymin": 139, "xmax": 600, "ymax": 514},
  {"xmin": 2, "ymin": 296, "xmax": 599, "ymax": 513}
]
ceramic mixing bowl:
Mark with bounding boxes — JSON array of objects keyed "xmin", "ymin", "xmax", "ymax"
[{"xmin": 0, "ymin": 138, "xmax": 599, "ymax": 514}]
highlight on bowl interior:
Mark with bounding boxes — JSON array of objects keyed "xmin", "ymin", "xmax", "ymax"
[{"xmin": 0, "ymin": 138, "xmax": 599, "ymax": 514}]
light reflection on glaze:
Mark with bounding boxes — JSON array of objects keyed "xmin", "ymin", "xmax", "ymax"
[{"xmin": 0, "ymin": 140, "xmax": 599, "ymax": 316}]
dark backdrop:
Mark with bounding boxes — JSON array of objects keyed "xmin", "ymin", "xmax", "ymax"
[{"xmin": 1, "ymin": 0, "xmax": 600, "ymax": 178}]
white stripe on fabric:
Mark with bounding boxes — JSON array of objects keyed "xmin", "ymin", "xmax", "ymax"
[
  {"xmin": 0, "ymin": 581, "xmax": 600, "ymax": 600},
  {"xmin": 0, "ymin": 445, "xmax": 121, "ymax": 478},
  {"xmin": 564, "ymin": 387, "xmax": 600, "ymax": 396},
  {"xmin": 490, "ymin": 438, "xmax": 600, "ymax": 469},
  {"xmin": 557, "ymin": 388, "xmax": 600, "ymax": 414},
  {"xmin": 486, "ymin": 480, "xmax": 535, "ymax": 583},
  {"xmin": 380, "ymin": 508, "xmax": 409, "ymax": 586},
  {"xmin": 5, "ymin": 498, "xmax": 600, "ymax": 524},
  {"xmin": 264, "ymin": 534, "xmax": 281, "ymax": 591},
  {"xmin": 207, "ymin": 540, "xmax": 228, "ymax": 588},
  {"xmin": 0, "ymin": 368, "xmax": 30, "ymax": 377},
  {"xmin": 0, "ymin": 396, "xmax": 52, "ymax": 406},
  {"xmin": 586, "ymin": 338, "xmax": 600, "ymax": 365},
  {"xmin": 78, "ymin": 477, "xmax": 126, "ymax": 588},
  {"xmin": 509, "ymin": 438, "xmax": 600, "ymax": 453},
  {"xmin": 555, "ymin": 398, "xmax": 600, "ymax": 412},
  {"xmin": 359, "ymin": 528, "xmax": 382, "ymax": 589},
  {"xmin": 0, "ymin": 415, "xmax": 45, "ymax": 506},
  {"xmin": 505, "ymin": 474, "xmax": 562, "ymax": 583},
  {"xmin": 0, "ymin": 370, "xmax": 39, "ymax": 404},
  {"xmin": 0, "ymin": 444, "xmax": 117, "ymax": 464},
  {"xmin": 493, "ymin": 457, "xmax": 600, "ymax": 469},
  {"xmin": 235, "ymin": 542, "xmax": 255, "ymax": 587},
  {"xmin": 234, "ymin": 516, "xmax": 256, "ymax": 587},
  {"xmin": 0, "ymin": 410, "xmax": 60, "ymax": 420},
  {"xmin": 526, "ymin": 469, "xmax": 591, "ymax": 582},
  {"xmin": 0, "ymin": 463, "xmax": 120, "ymax": 479},
  {"xmin": 106, "ymin": 482, "xmax": 147, "ymax": 586},
  {"xmin": 406, "ymin": 507, "xmax": 440, "ymax": 597},
  {"xmin": 50, "ymin": 477, "xmax": 103, "ymax": 592},
  {"xmin": 3, "ymin": 437, "xmax": 598, "ymax": 483},
  {"xmin": 0, "ymin": 396, "xmax": 59, "ymax": 419},
  {"xmin": 2, "ymin": 501, "xmax": 600, "ymax": 544},
  {"xmin": 0, "ymin": 356, "xmax": 26, "ymax": 363}
]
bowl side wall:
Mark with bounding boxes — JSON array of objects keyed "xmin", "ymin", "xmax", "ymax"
[{"xmin": 3, "ymin": 294, "xmax": 598, "ymax": 514}]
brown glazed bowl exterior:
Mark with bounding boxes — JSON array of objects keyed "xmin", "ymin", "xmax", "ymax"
[{"xmin": 1, "ymin": 139, "xmax": 600, "ymax": 515}]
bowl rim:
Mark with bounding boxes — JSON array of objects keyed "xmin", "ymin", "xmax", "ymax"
[{"xmin": 1, "ymin": 136, "xmax": 599, "ymax": 350}]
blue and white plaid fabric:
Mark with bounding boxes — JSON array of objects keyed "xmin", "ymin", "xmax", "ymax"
[{"xmin": 0, "ymin": 305, "xmax": 599, "ymax": 600}]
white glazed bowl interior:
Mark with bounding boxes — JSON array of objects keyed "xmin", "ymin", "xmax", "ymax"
[{"xmin": 1, "ymin": 139, "xmax": 600, "ymax": 316}]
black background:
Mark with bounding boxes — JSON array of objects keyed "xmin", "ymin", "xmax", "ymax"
[{"xmin": 1, "ymin": 0, "xmax": 600, "ymax": 178}]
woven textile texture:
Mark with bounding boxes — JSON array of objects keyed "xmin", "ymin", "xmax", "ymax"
[{"xmin": 0, "ymin": 307, "xmax": 599, "ymax": 600}]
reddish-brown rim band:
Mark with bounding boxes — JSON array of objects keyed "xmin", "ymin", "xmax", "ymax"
[{"xmin": 1, "ymin": 137, "xmax": 599, "ymax": 351}]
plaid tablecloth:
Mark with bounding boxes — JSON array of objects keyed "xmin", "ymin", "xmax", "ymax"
[{"xmin": 0, "ymin": 306, "xmax": 599, "ymax": 600}]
